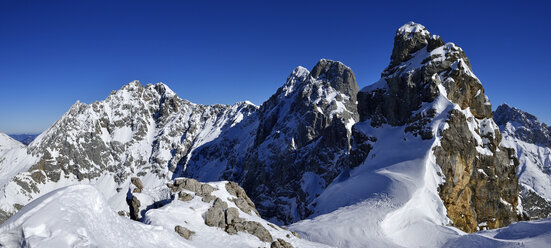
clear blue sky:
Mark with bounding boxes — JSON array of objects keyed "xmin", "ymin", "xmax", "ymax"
[{"xmin": 0, "ymin": 0, "xmax": 549, "ymax": 134}]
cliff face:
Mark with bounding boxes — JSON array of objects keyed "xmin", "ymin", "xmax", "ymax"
[
  {"xmin": 186, "ymin": 59, "xmax": 360, "ymax": 224},
  {"xmin": 494, "ymin": 104, "xmax": 551, "ymax": 220},
  {"xmin": 355, "ymin": 22, "xmax": 520, "ymax": 233}
]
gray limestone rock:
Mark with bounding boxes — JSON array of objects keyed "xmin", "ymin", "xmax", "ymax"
[
  {"xmin": 178, "ymin": 192, "xmax": 194, "ymax": 202},
  {"xmin": 131, "ymin": 177, "xmax": 143, "ymax": 193},
  {"xmin": 225, "ymin": 207, "xmax": 240, "ymax": 225},
  {"xmin": 271, "ymin": 238, "xmax": 294, "ymax": 248},
  {"xmin": 174, "ymin": 225, "xmax": 195, "ymax": 240},
  {"xmin": 244, "ymin": 221, "xmax": 273, "ymax": 243}
]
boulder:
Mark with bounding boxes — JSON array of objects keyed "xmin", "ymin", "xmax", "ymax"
[{"xmin": 174, "ymin": 225, "xmax": 195, "ymax": 240}]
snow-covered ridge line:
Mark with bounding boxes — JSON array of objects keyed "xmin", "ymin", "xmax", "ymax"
[{"xmin": 0, "ymin": 80, "xmax": 259, "ymax": 224}]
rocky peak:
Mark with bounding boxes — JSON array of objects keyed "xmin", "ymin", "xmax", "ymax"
[
  {"xmin": 494, "ymin": 103, "xmax": 551, "ymax": 147},
  {"xmin": 360, "ymin": 22, "xmax": 492, "ymax": 128},
  {"xmin": 309, "ymin": 59, "xmax": 359, "ymax": 98},
  {"xmin": 390, "ymin": 22, "xmax": 432, "ymax": 67},
  {"xmin": 353, "ymin": 22, "xmax": 520, "ymax": 233}
]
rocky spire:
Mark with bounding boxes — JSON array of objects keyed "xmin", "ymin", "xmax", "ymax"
[
  {"xmin": 310, "ymin": 59, "xmax": 359, "ymax": 99},
  {"xmin": 354, "ymin": 22, "xmax": 521, "ymax": 233}
]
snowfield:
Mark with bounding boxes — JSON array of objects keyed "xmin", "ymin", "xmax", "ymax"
[
  {"xmin": 0, "ymin": 185, "xmax": 192, "ymax": 248},
  {"xmin": 0, "ymin": 183, "xmax": 329, "ymax": 248}
]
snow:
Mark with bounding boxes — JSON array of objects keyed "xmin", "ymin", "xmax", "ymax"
[
  {"xmin": 144, "ymin": 181, "xmax": 328, "ymax": 248},
  {"xmin": 501, "ymin": 130, "xmax": 551, "ymax": 201},
  {"xmin": 0, "ymin": 185, "xmax": 192, "ymax": 248},
  {"xmin": 443, "ymin": 219, "xmax": 551, "ymax": 248},
  {"xmin": 290, "ymin": 88, "xmax": 459, "ymax": 247},
  {"xmin": 397, "ymin": 22, "xmax": 430, "ymax": 38},
  {"xmin": 0, "ymin": 132, "xmax": 38, "ymax": 188},
  {"xmin": 0, "ymin": 182, "xmax": 329, "ymax": 248}
]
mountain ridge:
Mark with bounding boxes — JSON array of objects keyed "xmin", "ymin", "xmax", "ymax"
[{"xmin": 0, "ymin": 22, "xmax": 550, "ymax": 248}]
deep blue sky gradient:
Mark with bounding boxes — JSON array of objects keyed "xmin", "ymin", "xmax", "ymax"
[{"xmin": 1, "ymin": 0, "xmax": 549, "ymax": 134}]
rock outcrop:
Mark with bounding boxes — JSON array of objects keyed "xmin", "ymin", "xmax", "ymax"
[
  {"xmin": 126, "ymin": 178, "xmax": 301, "ymax": 246},
  {"xmin": 355, "ymin": 22, "xmax": 520, "ymax": 233}
]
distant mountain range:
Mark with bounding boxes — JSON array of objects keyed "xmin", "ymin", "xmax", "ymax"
[
  {"xmin": 0, "ymin": 22, "xmax": 550, "ymax": 248},
  {"xmin": 7, "ymin": 134, "xmax": 39, "ymax": 145}
]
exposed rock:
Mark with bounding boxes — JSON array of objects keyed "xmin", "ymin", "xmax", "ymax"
[
  {"xmin": 174, "ymin": 225, "xmax": 195, "ymax": 240},
  {"xmin": 494, "ymin": 104, "xmax": 551, "ymax": 219},
  {"xmin": 128, "ymin": 195, "xmax": 141, "ymax": 221},
  {"xmin": 244, "ymin": 221, "xmax": 273, "ymax": 243},
  {"xmin": 389, "ymin": 22, "xmax": 430, "ymax": 68},
  {"xmin": 199, "ymin": 193, "xmax": 216, "ymax": 203},
  {"xmin": 131, "ymin": 177, "xmax": 143, "ymax": 193},
  {"xmin": 434, "ymin": 109, "xmax": 520, "ymax": 232},
  {"xmin": 520, "ymin": 187, "xmax": 551, "ymax": 219},
  {"xmin": 271, "ymin": 238, "xmax": 294, "ymax": 248},
  {"xmin": 178, "ymin": 191, "xmax": 193, "ymax": 202},
  {"xmin": 186, "ymin": 60, "xmax": 360, "ymax": 224},
  {"xmin": 205, "ymin": 199, "xmax": 227, "ymax": 229},
  {"xmin": 200, "ymin": 184, "xmax": 215, "ymax": 195},
  {"xmin": 494, "ymin": 104, "xmax": 551, "ymax": 148},
  {"xmin": 225, "ymin": 207, "xmax": 240, "ymax": 224},
  {"xmin": 356, "ymin": 22, "xmax": 521, "ymax": 233},
  {"xmin": 225, "ymin": 182, "xmax": 260, "ymax": 215}
]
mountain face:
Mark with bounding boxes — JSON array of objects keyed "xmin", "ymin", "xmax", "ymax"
[
  {"xmin": 353, "ymin": 22, "xmax": 520, "ymax": 233},
  {"xmin": 0, "ymin": 82, "xmax": 256, "ymax": 223},
  {"xmin": 186, "ymin": 59, "xmax": 360, "ymax": 224},
  {"xmin": 0, "ymin": 22, "xmax": 549, "ymax": 248},
  {"xmin": 494, "ymin": 104, "xmax": 551, "ymax": 219}
]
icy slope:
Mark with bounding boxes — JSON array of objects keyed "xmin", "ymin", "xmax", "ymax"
[{"xmin": 495, "ymin": 104, "xmax": 551, "ymax": 219}]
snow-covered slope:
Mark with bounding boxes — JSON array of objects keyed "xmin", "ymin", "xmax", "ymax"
[
  {"xmin": 0, "ymin": 181, "xmax": 328, "ymax": 248},
  {"xmin": 0, "ymin": 81, "xmax": 257, "ymax": 223},
  {"xmin": 495, "ymin": 104, "xmax": 551, "ymax": 219},
  {"xmin": 0, "ymin": 132, "xmax": 38, "ymax": 198},
  {"xmin": 0, "ymin": 185, "xmax": 192, "ymax": 248},
  {"xmin": 443, "ymin": 218, "xmax": 551, "ymax": 248}
]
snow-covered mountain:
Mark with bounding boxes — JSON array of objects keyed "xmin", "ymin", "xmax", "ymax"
[
  {"xmin": 0, "ymin": 82, "xmax": 257, "ymax": 223},
  {"xmin": 494, "ymin": 104, "xmax": 551, "ymax": 219},
  {"xmin": 186, "ymin": 59, "xmax": 360, "ymax": 224},
  {"xmin": 289, "ymin": 21, "xmax": 521, "ymax": 247},
  {"xmin": 1, "ymin": 22, "xmax": 550, "ymax": 248}
]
